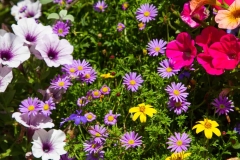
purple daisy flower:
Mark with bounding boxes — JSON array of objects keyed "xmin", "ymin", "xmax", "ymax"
[
  {"xmin": 92, "ymin": 89, "xmax": 101, "ymax": 99},
  {"xmin": 157, "ymin": 59, "xmax": 179, "ymax": 78},
  {"xmin": 138, "ymin": 22, "xmax": 145, "ymax": 30},
  {"xmin": 86, "ymin": 150, "xmax": 104, "ymax": 160},
  {"xmin": 77, "ymin": 96, "xmax": 88, "ymax": 107},
  {"xmin": 94, "ymin": 1, "xmax": 108, "ymax": 12},
  {"xmin": 62, "ymin": 63, "xmax": 78, "ymax": 79},
  {"xmin": 167, "ymin": 132, "xmax": 191, "ymax": 153},
  {"xmin": 72, "ymin": 59, "xmax": 92, "ymax": 76},
  {"xmin": 168, "ymin": 99, "xmax": 190, "ymax": 115},
  {"xmin": 69, "ymin": 110, "xmax": 87, "ymax": 125},
  {"xmin": 100, "ymin": 85, "xmax": 110, "ymax": 95},
  {"xmin": 89, "ymin": 125, "xmax": 108, "ymax": 143},
  {"xmin": 50, "ymin": 75, "xmax": 72, "ymax": 91},
  {"xmin": 19, "ymin": 97, "xmax": 41, "ymax": 116},
  {"xmin": 86, "ymin": 90, "xmax": 93, "ymax": 102},
  {"xmin": 0, "ymin": 64, "xmax": 13, "ymax": 92},
  {"xmin": 80, "ymin": 69, "xmax": 97, "ymax": 84},
  {"xmin": 35, "ymin": 34, "xmax": 73, "ymax": 67},
  {"xmin": 123, "ymin": 72, "xmax": 144, "ymax": 92},
  {"xmin": 60, "ymin": 153, "xmax": 75, "ymax": 160},
  {"xmin": 136, "ymin": 4, "xmax": 158, "ymax": 23},
  {"xmin": 212, "ymin": 96, "xmax": 234, "ymax": 115},
  {"xmin": 147, "ymin": 39, "xmax": 167, "ymax": 56},
  {"xmin": 104, "ymin": 110, "xmax": 120, "ymax": 126},
  {"xmin": 39, "ymin": 97, "xmax": 56, "ymax": 116},
  {"xmin": 53, "ymin": 21, "xmax": 70, "ymax": 37},
  {"xmin": 117, "ymin": 23, "xmax": 125, "ymax": 32},
  {"xmin": 122, "ymin": 2, "xmax": 129, "ymax": 10},
  {"xmin": 83, "ymin": 139, "xmax": 103, "ymax": 153},
  {"xmin": 165, "ymin": 82, "xmax": 189, "ymax": 102},
  {"xmin": 85, "ymin": 112, "xmax": 96, "ymax": 122},
  {"xmin": 120, "ymin": 131, "xmax": 142, "ymax": 150}
]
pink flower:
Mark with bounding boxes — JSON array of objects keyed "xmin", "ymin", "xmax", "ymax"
[
  {"xmin": 166, "ymin": 32, "xmax": 197, "ymax": 69},
  {"xmin": 195, "ymin": 26, "xmax": 226, "ymax": 52},
  {"xmin": 181, "ymin": 2, "xmax": 209, "ymax": 28},
  {"xmin": 208, "ymin": 34, "xmax": 240, "ymax": 70}
]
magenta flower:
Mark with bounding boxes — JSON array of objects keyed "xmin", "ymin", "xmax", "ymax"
[
  {"xmin": 50, "ymin": 75, "xmax": 72, "ymax": 91},
  {"xmin": 92, "ymin": 89, "xmax": 101, "ymax": 99},
  {"xmin": 117, "ymin": 23, "xmax": 125, "ymax": 32},
  {"xmin": 104, "ymin": 110, "xmax": 120, "ymax": 126},
  {"xmin": 89, "ymin": 125, "xmax": 108, "ymax": 143},
  {"xmin": 136, "ymin": 4, "xmax": 158, "ymax": 23},
  {"xmin": 157, "ymin": 59, "xmax": 179, "ymax": 78},
  {"xmin": 100, "ymin": 85, "xmax": 110, "ymax": 95},
  {"xmin": 80, "ymin": 69, "xmax": 97, "ymax": 84},
  {"xmin": 167, "ymin": 132, "xmax": 191, "ymax": 153},
  {"xmin": 72, "ymin": 59, "xmax": 92, "ymax": 76},
  {"xmin": 84, "ymin": 112, "xmax": 96, "ymax": 122},
  {"xmin": 77, "ymin": 96, "xmax": 88, "ymax": 107},
  {"xmin": 94, "ymin": 1, "xmax": 108, "ymax": 12},
  {"xmin": 83, "ymin": 140, "xmax": 103, "ymax": 154},
  {"xmin": 147, "ymin": 39, "xmax": 167, "ymax": 56},
  {"xmin": 19, "ymin": 97, "xmax": 41, "ymax": 116},
  {"xmin": 212, "ymin": 96, "xmax": 234, "ymax": 115},
  {"xmin": 39, "ymin": 98, "xmax": 56, "ymax": 116},
  {"xmin": 168, "ymin": 99, "xmax": 190, "ymax": 115},
  {"xmin": 180, "ymin": 2, "xmax": 209, "ymax": 28},
  {"xmin": 123, "ymin": 72, "xmax": 144, "ymax": 92},
  {"xmin": 0, "ymin": 65, "xmax": 13, "ymax": 92},
  {"xmin": 120, "ymin": 131, "xmax": 142, "ymax": 150},
  {"xmin": 122, "ymin": 2, "xmax": 129, "ymax": 10},
  {"xmin": 53, "ymin": 21, "xmax": 70, "ymax": 37},
  {"xmin": 165, "ymin": 82, "xmax": 189, "ymax": 102},
  {"xmin": 166, "ymin": 32, "xmax": 197, "ymax": 69}
]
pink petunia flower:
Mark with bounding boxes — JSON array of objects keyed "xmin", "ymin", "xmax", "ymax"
[{"xmin": 166, "ymin": 32, "xmax": 197, "ymax": 69}]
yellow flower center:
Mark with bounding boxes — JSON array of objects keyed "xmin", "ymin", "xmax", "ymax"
[
  {"xmin": 58, "ymin": 29, "xmax": 63, "ymax": 34},
  {"xmin": 28, "ymin": 105, "xmax": 35, "ymax": 111},
  {"xmin": 87, "ymin": 114, "xmax": 93, "ymax": 120},
  {"xmin": 155, "ymin": 47, "xmax": 160, "ymax": 52},
  {"xmin": 140, "ymin": 106, "xmax": 145, "ymax": 112},
  {"xmin": 138, "ymin": 23, "xmax": 144, "ymax": 28},
  {"xmin": 166, "ymin": 67, "xmax": 172, "ymax": 72},
  {"xmin": 204, "ymin": 121, "xmax": 212, "ymax": 129},
  {"xmin": 176, "ymin": 140, "xmax": 183, "ymax": 146},
  {"xmin": 219, "ymin": 104, "xmax": 225, "ymax": 109},
  {"xmin": 99, "ymin": 5, "xmax": 103, "ymax": 10},
  {"xmin": 144, "ymin": 11, "xmax": 150, "ymax": 17},
  {"xmin": 231, "ymin": 9, "xmax": 240, "ymax": 19},
  {"xmin": 78, "ymin": 66, "xmax": 83, "ymax": 71},
  {"xmin": 43, "ymin": 104, "xmax": 49, "ymax": 110},
  {"xmin": 128, "ymin": 139, "xmax": 135, "ymax": 145},
  {"xmin": 175, "ymin": 102, "xmax": 182, "ymax": 108},
  {"xmin": 85, "ymin": 74, "xmax": 90, "ymax": 79},
  {"xmin": 173, "ymin": 90, "xmax": 180, "ymax": 96},
  {"xmin": 93, "ymin": 91, "xmax": 99, "ymax": 96},
  {"xmin": 91, "ymin": 144, "xmax": 96, "ymax": 148},
  {"xmin": 58, "ymin": 81, "xmax": 65, "ymax": 87},
  {"xmin": 79, "ymin": 99, "xmax": 83, "ymax": 104},
  {"xmin": 95, "ymin": 133, "xmax": 101, "ymax": 137},
  {"xmin": 123, "ymin": 3, "xmax": 128, "ymax": 8},
  {"xmin": 69, "ymin": 68, "xmax": 75, "ymax": 73},
  {"xmin": 118, "ymin": 25, "xmax": 123, "ymax": 30},
  {"xmin": 108, "ymin": 115, "xmax": 114, "ymax": 122},
  {"xmin": 102, "ymin": 87, "xmax": 108, "ymax": 93},
  {"xmin": 129, "ymin": 80, "xmax": 136, "ymax": 85}
]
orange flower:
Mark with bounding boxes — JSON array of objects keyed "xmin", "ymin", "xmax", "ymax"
[
  {"xmin": 190, "ymin": 0, "xmax": 220, "ymax": 13},
  {"xmin": 215, "ymin": 0, "xmax": 240, "ymax": 29}
]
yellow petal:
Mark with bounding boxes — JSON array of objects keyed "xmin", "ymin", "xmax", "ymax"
[
  {"xmin": 138, "ymin": 103, "xmax": 145, "ymax": 107},
  {"xmin": 140, "ymin": 113, "xmax": 147, "ymax": 123},
  {"xmin": 204, "ymin": 129, "xmax": 213, "ymax": 139},
  {"xmin": 129, "ymin": 107, "xmax": 139, "ymax": 113},
  {"xmin": 195, "ymin": 125, "xmax": 205, "ymax": 134},
  {"xmin": 210, "ymin": 120, "xmax": 219, "ymax": 128},
  {"xmin": 184, "ymin": 153, "xmax": 191, "ymax": 158},
  {"xmin": 145, "ymin": 104, "xmax": 153, "ymax": 108},
  {"xmin": 165, "ymin": 157, "xmax": 171, "ymax": 160},
  {"xmin": 132, "ymin": 112, "xmax": 141, "ymax": 121},
  {"xmin": 192, "ymin": 124, "xmax": 202, "ymax": 130},
  {"xmin": 145, "ymin": 108, "xmax": 157, "ymax": 117},
  {"xmin": 212, "ymin": 128, "xmax": 221, "ymax": 137}
]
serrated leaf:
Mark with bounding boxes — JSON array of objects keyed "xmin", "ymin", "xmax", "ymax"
[
  {"xmin": 63, "ymin": 15, "xmax": 74, "ymax": 22},
  {"xmin": 59, "ymin": 10, "xmax": 68, "ymax": 18},
  {"xmin": 40, "ymin": 0, "xmax": 53, "ymax": 4},
  {"xmin": 47, "ymin": 13, "xmax": 59, "ymax": 19}
]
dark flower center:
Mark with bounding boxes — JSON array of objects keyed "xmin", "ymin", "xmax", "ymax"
[
  {"xmin": 26, "ymin": 12, "xmax": 35, "ymax": 18},
  {"xmin": 1, "ymin": 50, "xmax": 13, "ymax": 61},
  {"xmin": 42, "ymin": 143, "xmax": 52, "ymax": 153},
  {"xmin": 228, "ymin": 53, "xmax": 236, "ymax": 60},
  {"xmin": 47, "ymin": 49, "xmax": 58, "ymax": 60},
  {"xmin": 25, "ymin": 34, "xmax": 36, "ymax": 42}
]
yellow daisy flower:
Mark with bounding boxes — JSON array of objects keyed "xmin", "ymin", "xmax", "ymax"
[
  {"xmin": 100, "ymin": 73, "xmax": 114, "ymax": 78},
  {"xmin": 192, "ymin": 118, "xmax": 221, "ymax": 139},
  {"xmin": 129, "ymin": 103, "xmax": 157, "ymax": 123},
  {"xmin": 165, "ymin": 152, "xmax": 191, "ymax": 160}
]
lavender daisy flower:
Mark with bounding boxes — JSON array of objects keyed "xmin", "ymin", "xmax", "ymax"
[
  {"xmin": 0, "ymin": 33, "xmax": 30, "ymax": 68},
  {"xmin": 104, "ymin": 110, "xmax": 120, "ymax": 126},
  {"xmin": 212, "ymin": 96, "xmax": 234, "ymax": 115},
  {"xmin": 138, "ymin": 22, "xmax": 145, "ymax": 30},
  {"xmin": 120, "ymin": 131, "xmax": 142, "ymax": 150},
  {"xmin": 123, "ymin": 72, "xmax": 144, "ymax": 92},
  {"xmin": 69, "ymin": 110, "xmax": 87, "ymax": 125},
  {"xmin": 72, "ymin": 59, "xmax": 92, "ymax": 76},
  {"xmin": 89, "ymin": 125, "xmax": 108, "ymax": 143},
  {"xmin": 122, "ymin": 2, "xmax": 129, "ymax": 10},
  {"xmin": 168, "ymin": 99, "xmax": 190, "ymax": 115},
  {"xmin": 92, "ymin": 89, "xmax": 101, "ymax": 99},
  {"xmin": 147, "ymin": 39, "xmax": 167, "ymax": 56},
  {"xmin": 94, "ymin": 1, "xmax": 108, "ymax": 12},
  {"xmin": 100, "ymin": 85, "xmax": 110, "ymax": 95},
  {"xmin": 136, "ymin": 4, "xmax": 158, "ymax": 23},
  {"xmin": 77, "ymin": 96, "xmax": 88, "ymax": 107},
  {"xmin": 80, "ymin": 69, "xmax": 97, "ymax": 84},
  {"xmin": 35, "ymin": 34, "xmax": 73, "ymax": 67},
  {"xmin": 32, "ymin": 129, "xmax": 67, "ymax": 160},
  {"xmin": 165, "ymin": 82, "xmax": 189, "ymax": 102},
  {"xmin": 83, "ymin": 140, "xmax": 103, "ymax": 153},
  {"xmin": 86, "ymin": 90, "xmax": 93, "ymax": 102},
  {"xmin": 53, "ymin": 21, "xmax": 70, "ymax": 37},
  {"xmin": 50, "ymin": 75, "xmax": 72, "ymax": 91},
  {"xmin": 86, "ymin": 150, "xmax": 104, "ymax": 160},
  {"xmin": 85, "ymin": 112, "xmax": 96, "ymax": 122},
  {"xmin": 39, "ymin": 97, "xmax": 56, "ymax": 116},
  {"xmin": 0, "ymin": 65, "xmax": 13, "ymax": 92},
  {"xmin": 62, "ymin": 63, "xmax": 78, "ymax": 78},
  {"xmin": 19, "ymin": 97, "xmax": 41, "ymax": 116},
  {"xmin": 117, "ymin": 23, "xmax": 125, "ymax": 32},
  {"xmin": 157, "ymin": 59, "xmax": 179, "ymax": 78},
  {"xmin": 167, "ymin": 132, "xmax": 191, "ymax": 153}
]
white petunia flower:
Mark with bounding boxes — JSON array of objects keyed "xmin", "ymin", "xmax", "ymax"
[
  {"xmin": 0, "ymin": 29, "xmax": 7, "ymax": 36},
  {"xmin": 11, "ymin": 0, "xmax": 32, "ymax": 21},
  {"xmin": 0, "ymin": 64, "xmax": 13, "ymax": 92}
]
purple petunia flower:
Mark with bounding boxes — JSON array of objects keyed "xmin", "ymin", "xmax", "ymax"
[
  {"xmin": 0, "ymin": 64, "xmax": 13, "ymax": 92},
  {"xmin": 165, "ymin": 82, "xmax": 189, "ymax": 102},
  {"xmin": 157, "ymin": 59, "xmax": 179, "ymax": 78},
  {"xmin": 50, "ymin": 75, "xmax": 72, "ymax": 91},
  {"xmin": 138, "ymin": 22, "xmax": 146, "ymax": 30},
  {"xmin": 53, "ymin": 21, "xmax": 70, "ymax": 37},
  {"xmin": 104, "ymin": 110, "xmax": 120, "ymax": 126},
  {"xmin": 117, "ymin": 23, "xmax": 125, "ymax": 32},
  {"xmin": 83, "ymin": 139, "xmax": 103, "ymax": 154},
  {"xmin": 72, "ymin": 59, "xmax": 92, "ymax": 76},
  {"xmin": 168, "ymin": 99, "xmax": 190, "ymax": 115},
  {"xmin": 123, "ymin": 72, "xmax": 144, "ymax": 92},
  {"xmin": 120, "ymin": 131, "xmax": 142, "ymax": 150},
  {"xmin": 100, "ymin": 85, "xmax": 110, "ymax": 95},
  {"xmin": 77, "ymin": 96, "xmax": 88, "ymax": 107},
  {"xmin": 80, "ymin": 69, "xmax": 97, "ymax": 84},
  {"xmin": 212, "ymin": 96, "xmax": 234, "ymax": 115},
  {"xmin": 39, "ymin": 97, "xmax": 56, "ymax": 116},
  {"xmin": 122, "ymin": 2, "xmax": 129, "ymax": 10},
  {"xmin": 94, "ymin": 1, "xmax": 108, "ymax": 12},
  {"xmin": 89, "ymin": 125, "xmax": 108, "ymax": 143},
  {"xmin": 85, "ymin": 112, "xmax": 96, "ymax": 122},
  {"xmin": 167, "ymin": 132, "xmax": 191, "ymax": 153},
  {"xmin": 147, "ymin": 39, "xmax": 167, "ymax": 56},
  {"xmin": 92, "ymin": 89, "xmax": 101, "ymax": 99},
  {"xmin": 68, "ymin": 110, "xmax": 87, "ymax": 125},
  {"xmin": 86, "ymin": 150, "xmax": 104, "ymax": 160},
  {"xmin": 19, "ymin": 97, "xmax": 41, "ymax": 116},
  {"xmin": 136, "ymin": 4, "xmax": 158, "ymax": 23}
]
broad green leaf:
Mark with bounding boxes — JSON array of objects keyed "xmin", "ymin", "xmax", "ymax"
[
  {"xmin": 0, "ymin": 90, "xmax": 15, "ymax": 107},
  {"xmin": 63, "ymin": 15, "xmax": 74, "ymax": 22},
  {"xmin": 59, "ymin": 10, "xmax": 68, "ymax": 18},
  {"xmin": 233, "ymin": 143, "xmax": 240, "ymax": 149},
  {"xmin": 47, "ymin": 13, "xmax": 59, "ymax": 19},
  {"xmin": 40, "ymin": 0, "xmax": 53, "ymax": 4}
]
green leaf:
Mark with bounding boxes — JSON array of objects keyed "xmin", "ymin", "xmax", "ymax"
[
  {"xmin": 63, "ymin": 15, "xmax": 74, "ymax": 22},
  {"xmin": 59, "ymin": 10, "xmax": 68, "ymax": 18},
  {"xmin": 40, "ymin": 0, "xmax": 53, "ymax": 4},
  {"xmin": 0, "ymin": 90, "xmax": 15, "ymax": 107},
  {"xmin": 47, "ymin": 13, "xmax": 59, "ymax": 19},
  {"xmin": 233, "ymin": 143, "xmax": 240, "ymax": 149}
]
